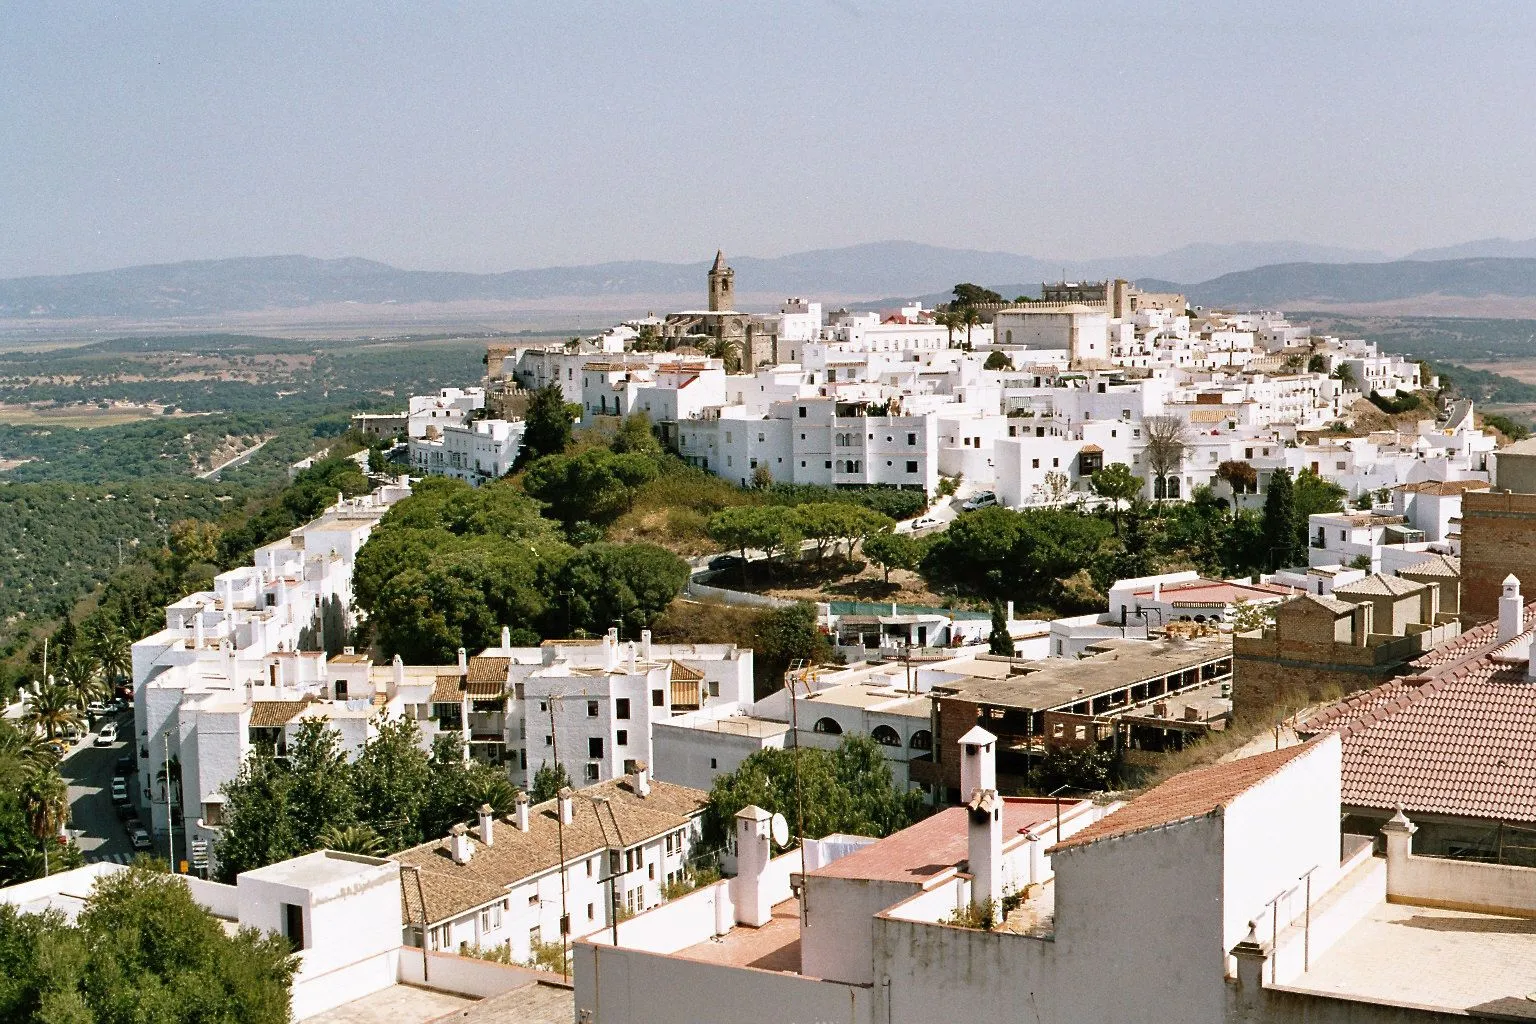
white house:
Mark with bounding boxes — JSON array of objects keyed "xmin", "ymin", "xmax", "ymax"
[{"xmin": 409, "ymin": 418, "xmax": 523, "ymax": 486}]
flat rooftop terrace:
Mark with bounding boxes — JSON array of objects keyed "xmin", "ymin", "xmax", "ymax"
[
  {"xmin": 675, "ymin": 899, "xmax": 801, "ymax": 973},
  {"xmin": 1285, "ymin": 901, "xmax": 1536, "ymax": 1018}
]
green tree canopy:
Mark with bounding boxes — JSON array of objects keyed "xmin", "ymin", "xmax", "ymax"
[
  {"xmin": 529, "ymin": 762, "xmax": 572, "ymax": 804},
  {"xmin": 950, "ymin": 283, "xmax": 1003, "ymax": 306},
  {"xmin": 983, "ymin": 350, "xmax": 1013, "ymax": 370},
  {"xmin": 516, "ymin": 383, "xmax": 577, "ymax": 466},
  {"xmin": 862, "ymin": 530, "xmax": 921, "ymax": 584},
  {"xmin": 521, "ymin": 449, "xmax": 659, "ymax": 530},
  {"xmin": 988, "ymin": 602, "xmax": 1015, "ymax": 657},
  {"xmin": 557, "ymin": 542, "xmax": 690, "ymax": 636},
  {"xmin": 1261, "ymin": 468, "xmax": 1302, "ymax": 570},
  {"xmin": 701, "ymin": 734, "xmax": 924, "ymax": 847},
  {"xmin": 0, "ymin": 865, "xmax": 296, "ymax": 1024},
  {"xmin": 1090, "ymin": 462, "xmax": 1142, "ymax": 536}
]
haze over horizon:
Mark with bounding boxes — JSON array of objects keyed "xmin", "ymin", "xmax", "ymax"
[{"xmin": 4, "ymin": 2, "xmax": 1535, "ymax": 280}]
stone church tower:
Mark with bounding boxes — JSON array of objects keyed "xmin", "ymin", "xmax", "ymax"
[{"xmin": 707, "ymin": 250, "xmax": 735, "ymax": 312}]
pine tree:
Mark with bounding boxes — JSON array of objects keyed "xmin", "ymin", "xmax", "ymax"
[
  {"xmin": 988, "ymin": 602, "xmax": 1015, "ymax": 657},
  {"xmin": 1261, "ymin": 468, "xmax": 1299, "ymax": 571}
]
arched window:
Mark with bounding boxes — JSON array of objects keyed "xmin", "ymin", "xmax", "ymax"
[
  {"xmin": 908, "ymin": 729, "xmax": 932, "ymax": 751},
  {"xmin": 1168, "ymin": 476, "xmax": 1181, "ymax": 499},
  {"xmin": 871, "ymin": 725, "xmax": 901, "ymax": 746},
  {"xmin": 813, "ymin": 717, "xmax": 842, "ymax": 735},
  {"xmin": 1154, "ymin": 476, "xmax": 1166, "ymax": 499}
]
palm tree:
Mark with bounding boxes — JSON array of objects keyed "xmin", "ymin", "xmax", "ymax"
[
  {"xmin": 318, "ymin": 823, "xmax": 385, "ymax": 856},
  {"xmin": 961, "ymin": 305, "xmax": 982, "ymax": 350},
  {"xmin": 0, "ymin": 720, "xmax": 50, "ymax": 781},
  {"xmin": 935, "ymin": 309, "xmax": 960, "ymax": 348},
  {"xmin": 467, "ymin": 775, "xmax": 519, "ymax": 815},
  {"xmin": 23, "ymin": 683, "xmax": 84, "ymax": 741},
  {"xmin": 93, "ymin": 627, "xmax": 132, "ymax": 690},
  {"xmin": 58, "ymin": 650, "xmax": 107, "ymax": 713},
  {"xmin": 19, "ymin": 765, "xmax": 69, "ymax": 846}
]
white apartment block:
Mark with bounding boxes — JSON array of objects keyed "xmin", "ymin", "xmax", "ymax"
[
  {"xmin": 407, "ymin": 387, "xmax": 484, "ymax": 438},
  {"xmin": 408, "ymin": 417, "xmax": 523, "ymax": 486},
  {"xmin": 131, "ymin": 480, "xmax": 412, "ymax": 864}
]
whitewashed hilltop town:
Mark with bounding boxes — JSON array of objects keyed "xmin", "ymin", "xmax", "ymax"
[{"xmin": 8, "ymin": 248, "xmax": 1536, "ymax": 1024}]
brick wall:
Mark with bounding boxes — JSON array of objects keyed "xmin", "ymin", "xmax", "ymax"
[
  {"xmin": 1233, "ymin": 654, "xmax": 1395, "ymax": 717},
  {"xmin": 1461, "ymin": 491, "xmax": 1536, "ymax": 622}
]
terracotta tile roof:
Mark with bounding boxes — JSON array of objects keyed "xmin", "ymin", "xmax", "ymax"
[
  {"xmin": 1299, "ymin": 602, "xmax": 1536, "ymax": 824},
  {"xmin": 1079, "ymin": 443, "xmax": 1103, "ymax": 454},
  {"xmin": 393, "ymin": 775, "xmax": 708, "ymax": 925},
  {"xmin": 1050, "ymin": 740, "xmax": 1323, "ymax": 853},
  {"xmin": 1293, "ymin": 593, "xmax": 1358, "ymax": 615},
  {"xmin": 812, "ymin": 798, "xmax": 1062, "ymax": 885},
  {"xmin": 1396, "ymin": 554, "xmax": 1461, "ymax": 579},
  {"xmin": 430, "ymin": 674, "xmax": 466, "ymax": 703},
  {"xmin": 466, "ymin": 656, "xmax": 511, "ymax": 689},
  {"xmin": 668, "ymin": 660, "xmax": 705, "ymax": 683},
  {"xmin": 1188, "ymin": 408, "xmax": 1230, "ymax": 423},
  {"xmin": 1394, "ymin": 479, "xmax": 1489, "ymax": 496},
  {"xmin": 1333, "ymin": 574, "xmax": 1424, "ymax": 599},
  {"xmin": 249, "ymin": 699, "xmax": 312, "ymax": 728}
]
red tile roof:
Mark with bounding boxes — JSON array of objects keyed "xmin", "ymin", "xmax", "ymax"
[
  {"xmin": 811, "ymin": 798, "xmax": 1064, "ymax": 885},
  {"xmin": 1299, "ymin": 602, "xmax": 1536, "ymax": 824},
  {"xmin": 1050, "ymin": 740, "xmax": 1323, "ymax": 853}
]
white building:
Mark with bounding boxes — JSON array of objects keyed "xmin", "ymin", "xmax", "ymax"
[
  {"xmin": 574, "ymin": 727, "xmax": 1536, "ymax": 1023},
  {"xmin": 393, "ymin": 768, "xmax": 707, "ymax": 963},
  {"xmin": 409, "ymin": 418, "xmax": 524, "ymax": 486}
]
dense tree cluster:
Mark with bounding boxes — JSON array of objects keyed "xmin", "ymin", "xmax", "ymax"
[
  {"xmin": 702, "ymin": 734, "xmax": 926, "ymax": 847},
  {"xmin": 0, "ymin": 864, "xmax": 295, "ymax": 1024},
  {"xmin": 216, "ymin": 717, "xmax": 515, "ymax": 880},
  {"xmin": 0, "ymin": 720, "xmax": 81, "ymax": 886}
]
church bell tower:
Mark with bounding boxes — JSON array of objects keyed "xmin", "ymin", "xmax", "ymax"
[{"xmin": 707, "ymin": 249, "xmax": 735, "ymax": 312}]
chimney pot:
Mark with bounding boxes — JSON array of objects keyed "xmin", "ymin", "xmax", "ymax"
[
  {"xmin": 457, "ymin": 647, "xmax": 468, "ymax": 673},
  {"xmin": 448, "ymin": 822, "xmax": 473, "ymax": 864},
  {"xmin": 514, "ymin": 790, "xmax": 530, "ymax": 832},
  {"xmin": 634, "ymin": 761, "xmax": 650, "ymax": 798},
  {"xmin": 557, "ymin": 787, "xmax": 575, "ymax": 826},
  {"xmin": 1500, "ymin": 575, "xmax": 1523, "ymax": 644},
  {"xmin": 501, "ymin": 625, "xmax": 511, "ymax": 650},
  {"xmin": 731, "ymin": 805, "xmax": 774, "ymax": 927},
  {"xmin": 478, "ymin": 803, "xmax": 495, "ymax": 846}
]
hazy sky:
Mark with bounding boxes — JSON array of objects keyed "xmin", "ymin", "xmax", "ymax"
[{"xmin": 2, "ymin": 1, "xmax": 1533, "ymax": 278}]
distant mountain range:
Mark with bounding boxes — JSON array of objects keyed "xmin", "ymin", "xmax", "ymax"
[{"xmin": 6, "ymin": 238, "xmax": 1536, "ymax": 320}]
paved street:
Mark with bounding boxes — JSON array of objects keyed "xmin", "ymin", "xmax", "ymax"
[{"xmin": 60, "ymin": 711, "xmax": 138, "ymax": 864}]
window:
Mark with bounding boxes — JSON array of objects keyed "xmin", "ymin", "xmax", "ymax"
[
  {"xmin": 587, "ymin": 700, "xmax": 599, "ymax": 718},
  {"xmin": 1074, "ymin": 725, "xmax": 1087, "ymax": 741},
  {"xmin": 907, "ymin": 432, "xmax": 917, "ymax": 445},
  {"xmin": 649, "ymin": 863, "xmax": 656, "ymax": 880},
  {"xmin": 1032, "ymin": 458, "xmax": 1040, "ymax": 469},
  {"xmin": 825, "ymin": 460, "xmax": 832, "ymax": 469},
  {"xmin": 617, "ymin": 729, "xmax": 628, "ymax": 746},
  {"xmin": 587, "ymin": 903, "xmax": 595, "ymax": 920},
  {"xmin": 616, "ymin": 698, "xmax": 630, "ymax": 720},
  {"xmin": 909, "ymin": 729, "xmax": 932, "ymax": 751},
  {"xmin": 589, "ymin": 737, "xmax": 604, "ymax": 759},
  {"xmin": 528, "ymin": 892, "xmax": 539, "ymax": 906},
  {"xmin": 871, "ymin": 725, "xmax": 901, "ymax": 746},
  {"xmin": 545, "ymin": 735, "xmax": 552, "ymax": 747},
  {"xmin": 587, "ymin": 858, "xmax": 595, "ymax": 877},
  {"xmin": 906, "ymin": 460, "xmax": 918, "ymax": 473},
  {"xmin": 652, "ymin": 689, "xmax": 664, "ymax": 707},
  {"xmin": 710, "ymin": 757, "xmax": 718, "ymax": 769},
  {"xmin": 798, "ymin": 406, "xmax": 807, "ymax": 418},
  {"xmin": 585, "ymin": 763, "xmax": 599, "ymax": 781},
  {"xmin": 1052, "ymin": 458, "xmax": 1059, "ymax": 468},
  {"xmin": 813, "ymin": 717, "xmax": 842, "ymax": 734},
  {"xmin": 529, "ymin": 925, "xmax": 541, "ymax": 949}
]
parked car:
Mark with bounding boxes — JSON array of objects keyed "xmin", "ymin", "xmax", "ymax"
[
  {"xmin": 94, "ymin": 723, "xmax": 118, "ymax": 746},
  {"xmin": 43, "ymin": 738, "xmax": 68, "ymax": 759},
  {"xmin": 906, "ymin": 514, "xmax": 942, "ymax": 532},
  {"xmin": 111, "ymin": 778, "xmax": 129, "ymax": 804},
  {"xmin": 86, "ymin": 701, "xmax": 112, "ymax": 717},
  {"xmin": 961, "ymin": 491, "xmax": 998, "ymax": 511},
  {"xmin": 115, "ymin": 754, "xmax": 134, "ymax": 776},
  {"xmin": 708, "ymin": 554, "xmax": 746, "ymax": 573},
  {"xmin": 130, "ymin": 827, "xmax": 151, "ymax": 851}
]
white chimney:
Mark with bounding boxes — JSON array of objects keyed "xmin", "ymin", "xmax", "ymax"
[
  {"xmin": 193, "ymin": 611, "xmax": 206, "ymax": 650},
  {"xmin": 392, "ymin": 653, "xmax": 405, "ymax": 691},
  {"xmin": 557, "ymin": 786, "xmax": 575, "ymax": 826},
  {"xmin": 501, "ymin": 625, "xmax": 511, "ymax": 650},
  {"xmin": 641, "ymin": 629, "xmax": 653, "ymax": 661},
  {"xmin": 457, "ymin": 647, "xmax": 468, "ymax": 673},
  {"xmin": 732, "ymin": 805, "xmax": 773, "ymax": 927},
  {"xmin": 634, "ymin": 761, "xmax": 650, "ymax": 798},
  {"xmin": 478, "ymin": 803, "xmax": 495, "ymax": 846},
  {"xmin": 958, "ymin": 725, "xmax": 997, "ymax": 797},
  {"xmin": 968, "ymin": 788, "xmax": 1003, "ymax": 911},
  {"xmin": 1152, "ymin": 580, "xmax": 1163, "ymax": 602},
  {"xmin": 514, "ymin": 791, "xmax": 530, "ymax": 832},
  {"xmin": 626, "ymin": 642, "xmax": 637, "ymax": 674},
  {"xmin": 1005, "ymin": 600, "xmax": 1014, "ymax": 622},
  {"xmin": 448, "ymin": 823, "xmax": 473, "ymax": 865},
  {"xmin": 604, "ymin": 630, "xmax": 618, "ymax": 672},
  {"xmin": 1500, "ymin": 575, "xmax": 1523, "ymax": 644}
]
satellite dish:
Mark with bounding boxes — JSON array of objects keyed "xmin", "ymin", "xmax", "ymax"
[{"xmin": 770, "ymin": 812, "xmax": 790, "ymax": 848}]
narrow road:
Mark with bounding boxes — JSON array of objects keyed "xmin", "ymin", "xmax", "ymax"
[
  {"xmin": 197, "ymin": 438, "xmax": 269, "ymax": 480},
  {"xmin": 60, "ymin": 710, "xmax": 138, "ymax": 864}
]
